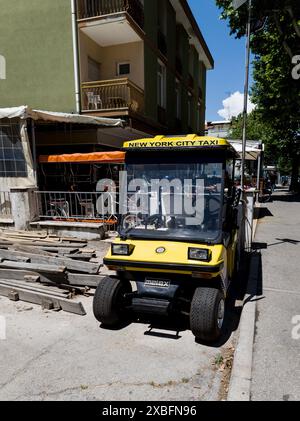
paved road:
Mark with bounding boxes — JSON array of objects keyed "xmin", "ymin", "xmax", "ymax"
[
  {"xmin": 251, "ymin": 190, "xmax": 300, "ymax": 401},
  {"xmin": 0, "ymin": 275, "xmax": 235, "ymax": 401}
]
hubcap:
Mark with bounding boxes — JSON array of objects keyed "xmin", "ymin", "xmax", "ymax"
[{"xmin": 217, "ymin": 299, "xmax": 225, "ymax": 329}]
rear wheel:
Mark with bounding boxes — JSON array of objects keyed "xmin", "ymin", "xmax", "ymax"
[
  {"xmin": 190, "ymin": 287, "xmax": 225, "ymax": 342},
  {"xmin": 93, "ymin": 277, "xmax": 132, "ymax": 327}
]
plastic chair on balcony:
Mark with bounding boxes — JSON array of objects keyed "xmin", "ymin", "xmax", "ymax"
[
  {"xmin": 94, "ymin": 95, "xmax": 103, "ymax": 110},
  {"xmin": 86, "ymin": 91, "xmax": 95, "ymax": 110},
  {"xmin": 77, "ymin": 195, "xmax": 95, "ymax": 218}
]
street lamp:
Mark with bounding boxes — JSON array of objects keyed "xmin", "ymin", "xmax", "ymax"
[{"xmin": 233, "ymin": 0, "xmax": 253, "ymax": 190}]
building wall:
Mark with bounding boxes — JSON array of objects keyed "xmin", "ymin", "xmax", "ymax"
[
  {"xmin": 165, "ymin": 1, "xmax": 177, "ymax": 130},
  {"xmin": 79, "ymin": 34, "xmax": 144, "ymax": 89},
  {"xmin": 143, "ymin": 0, "xmax": 159, "ymax": 123},
  {"xmin": 199, "ymin": 61, "xmax": 207, "ymax": 134},
  {"xmin": 0, "ymin": 0, "xmax": 76, "ymax": 112},
  {"xmin": 143, "ymin": 0, "xmax": 208, "ymax": 133}
]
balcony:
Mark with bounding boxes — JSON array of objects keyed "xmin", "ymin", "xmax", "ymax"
[
  {"xmin": 77, "ymin": 0, "xmax": 144, "ymax": 29},
  {"xmin": 81, "ymin": 78, "xmax": 145, "ymax": 116}
]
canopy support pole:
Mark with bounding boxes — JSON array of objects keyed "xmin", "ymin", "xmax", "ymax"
[{"xmin": 31, "ymin": 119, "xmax": 37, "ymax": 182}]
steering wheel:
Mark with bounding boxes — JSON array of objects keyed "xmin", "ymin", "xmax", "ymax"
[{"xmin": 122, "ymin": 213, "xmax": 142, "ymax": 230}]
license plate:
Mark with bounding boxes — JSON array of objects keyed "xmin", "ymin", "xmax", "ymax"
[{"xmin": 145, "ymin": 278, "xmax": 171, "ymax": 288}]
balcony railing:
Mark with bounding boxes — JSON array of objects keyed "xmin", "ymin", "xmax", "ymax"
[
  {"xmin": 77, "ymin": 0, "xmax": 144, "ymax": 28},
  {"xmin": 81, "ymin": 78, "xmax": 145, "ymax": 114},
  {"xmin": 35, "ymin": 191, "xmax": 118, "ymax": 224}
]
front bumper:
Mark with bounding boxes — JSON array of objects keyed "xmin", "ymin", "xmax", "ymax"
[{"xmin": 104, "ymin": 258, "xmax": 222, "ymax": 275}]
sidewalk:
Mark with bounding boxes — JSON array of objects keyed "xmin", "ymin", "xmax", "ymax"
[{"xmin": 251, "ymin": 190, "xmax": 300, "ymax": 401}]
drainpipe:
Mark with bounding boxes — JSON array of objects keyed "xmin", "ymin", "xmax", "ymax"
[{"xmin": 71, "ymin": 0, "xmax": 81, "ymax": 113}]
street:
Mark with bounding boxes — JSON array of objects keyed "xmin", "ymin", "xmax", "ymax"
[{"xmin": 0, "ymin": 293, "xmax": 234, "ymax": 401}]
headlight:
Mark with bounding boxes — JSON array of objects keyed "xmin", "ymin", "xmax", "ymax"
[
  {"xmin": 111, "ymin": 244, "xmax": 133, "ymax": 256},
  {"xmin": 188, "ymin": 248, "xmax": 211, "ymax": 262}
]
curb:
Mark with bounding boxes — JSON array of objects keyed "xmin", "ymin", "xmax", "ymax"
[{"xmin": 227, "ymin": 204, "xmax": 260, "ymax": 401}]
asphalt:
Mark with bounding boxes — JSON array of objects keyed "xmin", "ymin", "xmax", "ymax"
[
  {"xmin": 250, "ymin": 190, "xmax": 300, "ymax": 401},
  {"xmin": 0, "ymin": 260, "xmax": 237, "ymax": 401}
]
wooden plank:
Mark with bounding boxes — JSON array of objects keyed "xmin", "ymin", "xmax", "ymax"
[
  {"xmin": 0, "ymin": 279, "xmax": 71, "ymax": 299},
  {"xmin": 0, "ymin": 240, "xmax": 87, "ymax": 248},
  {"xmin": 63, "ymin": 253, "xmax": 95, "ymax": 261},
  {"xmin": 0, "ymin": 261, "xmax": 66, "ymax": 274},
  {"xmin": 0, "ymin": 270, "xmax": 87, "ymax": 295},
  {"xmin": 82, "ymin": 249, "xmax": 96, "ymax": 254},
  {"xmin": 60, "ymin": 236, "xmax": 88, "ymax": 243},
  {"xmin": 0, "ymin": 249, "xmax": 100, "ymax": 274},
  {"xmin": 0, "ymin": 284, "xmax": 86, "ymax": 315},
  {"xmin": 0, "ymin": 268, "xmax": 40, "ymax": 280},
  {"xmin": 0, "ymin": 229, "xmax": 48, "ymax": 238},
  {"xmin": 0, "ymin": 251, "xmax": 30, "ymax": 263},
  {"xmin": 67, "ymin": 273, "xmax": 105, "ymax": 287},
  {"xmin": 0, "ymin": 269, "xmax": 65, "ymax": 284},
  {"xmin": 53, "ymin": 248, "xmax": 80, "ymax": 254}
]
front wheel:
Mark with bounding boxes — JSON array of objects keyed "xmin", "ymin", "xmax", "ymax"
[
  {"xmin": 190, "ymin": 287, "xmax": 225, "ymax": 342},
  {"xmin": 93, "ymin": 277, "xmax": 132, "ymax": 327}
]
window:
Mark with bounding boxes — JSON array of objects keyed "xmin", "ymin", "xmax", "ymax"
[
  {"xmin": 117, "ymin": 62, "xmax": 130, "ymax": 76},
  {"xmin": 175, "ymin": 80, "xmax": 181, "ymax": 119},
  {"xmin": 197, "ymin": 105, "xmax": 201, "ymax": 133},
  {"xmin": 188, "ymin": 94, "xmax": 192, "ymax": 128},
  {"xmin": 0, "ymin": 123, "xmax": 27, "ymax": 177},
  {"xmin": 157, "ymin": 61, "xmax": 166, "ymax": 108},
  {"xmin": 88, "ymin": 57, "xmax": 101, "ymax": 82},
  {"xmin": 158, "ymin": 1, "xmax": 167, "ymax": 35}
]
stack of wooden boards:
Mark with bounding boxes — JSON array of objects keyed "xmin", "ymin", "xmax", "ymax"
[{"xmin": 0, "ymin": 229, "xmax": 106, "ymax": 315}]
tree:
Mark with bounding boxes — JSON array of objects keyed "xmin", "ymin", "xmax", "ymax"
[
  {"xmin": 230, "ymin": 110, "xmax": 291, "ymax": 172},
  {"xmin": 216, "ymin": 0, "xmax": 300, "ymax": 190}
]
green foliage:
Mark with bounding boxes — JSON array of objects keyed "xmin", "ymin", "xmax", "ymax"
[
  {"xmin": 216, "ymin": 0, "xmax": 300, "ymax": 187},
  {"xmin": 230, "ymin": 110, "xmax": 279, "ymax": 165}
]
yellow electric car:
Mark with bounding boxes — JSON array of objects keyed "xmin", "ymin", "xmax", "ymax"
[{"xmin": 93, "ymin": 135, "xmax": 241, "ymax": 342}]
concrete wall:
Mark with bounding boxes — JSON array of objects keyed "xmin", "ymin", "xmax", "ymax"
[
  {"xmin": 143, "ymin": 0, "xmax": 159, "ymax": 123},
  {"xmin": 79, "ymin": 34, "xmax": 144, "ymax": 89},
  {"xmin": 0, "ymin": 0, "xmax": 76, "ymax": 112}
]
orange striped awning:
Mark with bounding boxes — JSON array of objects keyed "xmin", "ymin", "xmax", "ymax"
[{"xmin": 39, "ymin": 151, "xmax": 125, "ymax": 164}]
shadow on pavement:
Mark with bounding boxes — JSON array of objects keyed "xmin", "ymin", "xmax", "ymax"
[
  {"xmin": 253, "ymin": 207, "xmax": 273, "ymax": 220},
  {"xmin": 97, "ymin": 252, "xmax": 265, "ymax": 348},
  {"xmin": 271, "ymin": 193, "xmax": 300, "ymax": 203},
  {"xmin": 253, "ymin": 238, "xmax": 300, "ymax": 250}
]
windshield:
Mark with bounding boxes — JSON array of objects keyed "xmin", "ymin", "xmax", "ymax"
[{"xmin": 119, "ymin": 154, "xmax": 224, "ymax": 243}]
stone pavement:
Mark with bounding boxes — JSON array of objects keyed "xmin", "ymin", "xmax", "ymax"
[{"xmin": 251, "ymin": 190, "xmax": 300, "ymax": 401}]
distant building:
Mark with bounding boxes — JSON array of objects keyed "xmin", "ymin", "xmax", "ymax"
[{"xmin": 205, "ymin": 120, "xmax": 231, "ymax": 138}]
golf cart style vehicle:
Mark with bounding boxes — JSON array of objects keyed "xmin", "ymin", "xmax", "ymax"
[{"xmin": 93, "ymin": 135, "xmax": 241, "ymax": 342}]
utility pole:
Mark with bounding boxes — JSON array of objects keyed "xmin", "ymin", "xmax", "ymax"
[{"xmin": 241, "ymin": 0, "xmax": 252, "ymax": 190}]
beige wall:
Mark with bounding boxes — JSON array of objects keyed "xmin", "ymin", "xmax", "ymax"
[{"xmin": 79, "ymin": 33, "xmax": 144, "ymax": 89}]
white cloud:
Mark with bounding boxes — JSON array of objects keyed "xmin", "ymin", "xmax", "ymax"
[{"xmin": 218, "ymin": 91, "xmax": 255, "ymax": 120}]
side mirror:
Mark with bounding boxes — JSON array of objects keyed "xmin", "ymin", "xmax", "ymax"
[{"xmin": 232, "ymin": 188, "xmax": 242, "ymax": 208}]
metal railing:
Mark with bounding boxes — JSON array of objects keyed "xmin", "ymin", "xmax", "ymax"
[
  {"xmin": 35, "ymin": 191, "xmax": 118, "ymax": 227},
  {"xmin": 0, "ymin": 191, "xmax": 12, "ymax": 219},
  {"xmin": 81, "ymin": 78, "xmax": 144, "ymax": 114},
  {"xmin": 77, "ymin": 0, "xmax": 144, "ymax": 28}
]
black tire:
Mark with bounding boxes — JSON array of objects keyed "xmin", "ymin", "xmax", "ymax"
[
  {"xmin": 93, "ymin": 277, "xmax": 132, "ymax": 326},
  {"xmin": 190, "ymin": 287, "xmax": 225, "ymax": 342}
]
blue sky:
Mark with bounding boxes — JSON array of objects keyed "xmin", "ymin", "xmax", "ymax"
[{"xmin": 188, "ymin": 0, "xmax": 253, "ymax": 121}]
